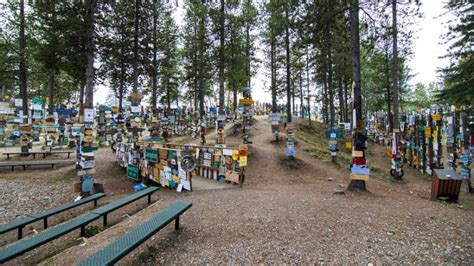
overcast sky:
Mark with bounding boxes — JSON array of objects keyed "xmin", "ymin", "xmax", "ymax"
[{"xmin": 94, "ymin": 0, "xmax": 453, "ymax": 105}]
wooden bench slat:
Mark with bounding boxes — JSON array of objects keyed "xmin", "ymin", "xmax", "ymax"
[{"xmin": 79, "ymin": 201, "xmax": 192, "ymax": 266}]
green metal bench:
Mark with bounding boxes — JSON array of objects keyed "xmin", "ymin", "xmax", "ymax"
[
  {"xmin": 0, "ymin": 187, "xmax": 159, "ymax": 263},
  {"xmin": 2, "ymin": 150, "xmax": 74, "ymax": 160},
  {"xmin": 91, "ymin": 187, "xmax": 159, "ymax": 227},
  {"xmin": 0, "ymin": 193, "xmax": 105, "ymax": 240},
  {"xmin": 0, "ymin": 213, "xmax": 101, "ymax": 263},
  {"xmin": 0, "ymin": 159, "xmax": 75, "ymax": 171},
  {"xmin": 79, "ymin": 201, "xmax": 192, "ymax": 266}
]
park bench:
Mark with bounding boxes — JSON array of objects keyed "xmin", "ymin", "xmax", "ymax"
[
  {"xmin": 0, "ymin": 159, "xmax": 75, "ymax": 171},
  {"xmin": 2, "ymin": 150, "xmax": 74, "ymax": 160},
  {"xmin": 0, "ymin": 187, "xmax": 159, "ymax": 263},
  {"xmin": 79, "ymin": 201, "xmax": 192, "ymax": 266},
  {"xmin": 0, "ymin": 193, "xmax": 105, "ymax": 240}
]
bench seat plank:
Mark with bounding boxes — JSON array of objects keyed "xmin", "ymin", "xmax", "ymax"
[
  {"xmin": 32, "ymin": 193, "xmax": 105, "ymax": 220},
  {"xmin": 91, "ymin": 187, "xmax": 158, "ymax": 215},
  {"xmin": 0, "ymin": 213, "xmax": 100, "ymax": 263},
  {"xmin": 79, "ymin": 201, "xmax": 192, "ymax": 266},
  {"xmin": 0, "ymin": 217, "xmax": 37, "ymax": 234}
]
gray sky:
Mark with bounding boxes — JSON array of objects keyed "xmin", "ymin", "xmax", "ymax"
[{"xmin": 95, "ymin": 0, "xmax": 453, "ymax": 105}]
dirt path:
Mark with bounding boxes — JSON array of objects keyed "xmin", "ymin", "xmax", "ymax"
[{"xmin": 1, "ymin": 116, "xmax": 473, "ymax": 265}]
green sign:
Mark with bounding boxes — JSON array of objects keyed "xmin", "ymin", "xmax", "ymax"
[
  {"xmin": 325, "ymin": 130, "xmax": 342, "ymax": 139},
  {"xmin": 145, "ymin": 148, "xmax": 158, "ymax": 162},
  {"xmin": 127, "ymin": 164, "xmax": 139, "ymax": 181}
]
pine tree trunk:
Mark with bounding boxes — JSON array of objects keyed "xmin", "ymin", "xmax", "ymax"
[
  {"xmin": 392, "ymin": 0, "xmax": 399, "ymax": 132},
  {"xmin": 151, "ymin": 0, "xmax": 158, "ymax": 111},
  {"xmin": 246, "ymin": 0, "xmax": 251, "ymax": 87},
  {"xmin": 299, "ymin": 71, "xmax": 304, "ymax": 118},
  {"xmin": 344, "ymin": 76, "xmax": 349, "ymax": 122},
  {"xmin": 48, "ymin": 70, "xmax": 54, "ymax": 115},
  {"xmin": 306, "ymin": 51, "xmax": 311, "ymax": 126},
  {"xmin": 19, "ymin": 0, "xmax": 28, "ymax": 121},
  {"xmin": 338, "ymin": 78, "xmax": 344, "ymax": 123},
  {"xmin": 132, "ymin": 0, "xmax": 140, "ymax": 95},
  {"xmin": 270, "ymin": 28, "xmax": 277, "ymax": 112},
  {"xmin": 385, "ymin": 46, "xmax": 392, "ymax": 133},
  {"xmin": 327, "ymin": 48, "xmax": 335, "ymax": 127},
  {"xmin": 285, "ymin": 8, "xmax": 291, "ymax": 123},
  {"xmin": 84, "ymin": 0, "xmax": 95, "ymax": 109},
  {"xmin": 218, "ymin": 0, "xmax": 225, "ymax": 114},
  {"xmin": 348, "ymin": 0, "xmax": 366, "ymax": 191}
]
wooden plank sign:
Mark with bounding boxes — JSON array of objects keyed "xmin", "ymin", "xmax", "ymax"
[
  {"xmin": 239, "ymin": 99, "xmax": 254, "ymax": 105},
  {"xmin": 350, "ymin": 173, "xmax": 369, "ymax": 181}
]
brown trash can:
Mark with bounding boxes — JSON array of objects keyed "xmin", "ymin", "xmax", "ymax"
[{"xmin": 431, "ymin": 169, "xmax": 463, "ymax": 202}]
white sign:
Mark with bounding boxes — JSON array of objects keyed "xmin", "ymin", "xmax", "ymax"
[
  {"xmin": 84, "ymin": 108, "xmax": 94, "ymax": 122},
  {"xmin": 131, "ymin": 106, "xmax": 141, "ymax": 113}
]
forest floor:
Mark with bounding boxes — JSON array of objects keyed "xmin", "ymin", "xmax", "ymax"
[{"xmin": 0, "ymin": 116, "xmax": 473, "ymax": 265}]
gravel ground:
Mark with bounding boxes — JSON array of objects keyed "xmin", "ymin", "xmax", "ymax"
[{"xmin": 1, "ymin": 116, "xmax": 473, "ymax": 265}]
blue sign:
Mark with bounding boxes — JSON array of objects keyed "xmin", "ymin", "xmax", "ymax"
[{"xmin": 56, "ymin": 108, "xmax": 75, "ymax": 116}]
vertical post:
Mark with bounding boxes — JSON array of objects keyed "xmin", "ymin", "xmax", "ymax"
[
  {"xmin": 43, "ymin": 218, "xmax": 48, "ymax": 229},
  {"xmin": 94, "ymin": 199, "xmax": 97, "ymax": 208},
  {"xmin": 81, "ymin": 225, "xmax": 85, "ymax": 237},
  {"xmin": 148, "ymin": 193, "xmax": 151, "ymax": 204},
  {"xmin": 103, "ymin": 214, "xmax": 108, "ymax": 227},
  {"xmin": 175, "ymin": 216, "xmax": 180, "ymax": 230},
  {"xmin": 18, "ymin": 227, "xmax": 23, "ymax": 240}
]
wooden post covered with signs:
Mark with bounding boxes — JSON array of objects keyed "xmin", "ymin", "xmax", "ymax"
[
  {"xmin": 240, "ymin": 87, "xmax": 254, "ymax": 144},
  {"xmin": 433, "ymin": 108, "xmax": 443, "ymax": 169}
]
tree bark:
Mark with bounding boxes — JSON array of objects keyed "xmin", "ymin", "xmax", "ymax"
[
  {"xmin": 132, "ymin": 0, "xmax": 140, "ymax": 95},
  {"xmin": 270, "ymin": 26, "xmax": 277, "ymax": 112},
  {"xmin": 299, "ymin": 71, "xmax": 304, "ymax": 118},
  {"xmin": 19, "ymin": 0, "xmax": 28, "ymax": 121},
  {"xmin": 392, "ymin": 0, "xmax": 399, "ymax": 131},
  {"xmin": 285, "ymin": 8, "xmax": 291, "ymax": 123},
  {"xmin": 306, "ymin": 50, "xmax": 311, "ymax": 126},
  {"xmin": 84, "ymin": 0, "xmax": 95, "ymax": 109},
  {"xmin": 338, "ymin": 77, "xmax": 344, "ymax": 123},
  {"xmin": 327, "ymin": 47, "xmax": 335, "ymax": 127},
  {"xmin": 48, "ymin": 70, "xmax": 54, "ymax": 114},
  {"xmin": 151, "ymin": 0, "xmax": 158, "ymax": 111},
  {"xmin": 348, "ymin": 0, "xmax": 366, "ymax": 191},
  {"xmin": 218, "ymin": 0, "xmax": 225, "ymax": 114}
]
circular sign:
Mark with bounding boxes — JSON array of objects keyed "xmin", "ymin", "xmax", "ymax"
[{"xmin": 180, "ymin": 155, "xmax": 196, "ymax": 172}]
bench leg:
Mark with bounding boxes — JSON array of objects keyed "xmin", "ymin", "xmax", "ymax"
[
  {"xmin": 23, "ymin": 165, "xmax": 26, "ymax": 171},
  {"xmin": 44, "ymin": 218, "xmax": 48, "ymax": 229},
  {"xmin": 7, "ymin": 154, "xmax": 9, "ymax": 160},
  {"xmin": 175, "ymin": 216, "xmax": 180, "ymax": 230},
  {"xmin": 18, "ymin": 227, "xmax": 23, "ymax": 239},
  {"xmin": 81, "ymin": 225, "xmax": 85, "ymax": 237},
  {"xmin": 52, "ymin": 164, "xmax": 55, "ymax": 169},
  {"xmin": 11, "ymin": 166, "xmax": 14, "ymax": 171},
  {"xmin": 103, "ymin": 214, "xmax": 108, "ymax": 227},
  {"xmin": 33, "ymin": 154, "xmax": 36, "ymax": 159},
  {"xmin": 148, "ymin": 194, "xmax": 151, "ymax": 204},
  {"xmin": 94, "ymin": 199, "xmax": 98, "ymax": 208},
  {"xmin": 68, "ymin": 153, "xmax": 70, "ymax": 158}
]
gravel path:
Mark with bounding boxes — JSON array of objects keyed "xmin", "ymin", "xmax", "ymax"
[{"xmin": 1, "ymin": 116, "xmax": 473, "ymax": 265}]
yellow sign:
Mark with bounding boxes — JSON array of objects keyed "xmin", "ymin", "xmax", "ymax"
[
  {"xmin": 432, "ymin": 114, "xmax": 441, "ymax": 121},
  {"xmin": 239, "ymin": 156, "xmax": 248, "ymax": 167},
  {"xmin": 239, "ymin": 99, "xmax": 254, "ymax": 105},
  {"xmin": 345, "ymin": 141, "xmax": 352, "ymax": 149},
  {"xmin": 350, "ymin": 174, "xmax": 369, "ymax": 181},
  {"xmin": 425, "ymin": 127, "xmax": 432, "ymax": 138},
  {"xmin": 352, "ymin": 150, "xmax": 364, "ymax": 158},
  {"xmin": 232, "ymin": 151, "xmax": 239, "ymax": 161}
]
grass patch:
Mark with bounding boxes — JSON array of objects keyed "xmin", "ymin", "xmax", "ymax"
[
  {"xmin": 84, "ymin": 225, "xmax": 104, "ymax": 238},
  {"xmin": 137, "ymin": 245, "xmax": 158, "ymax": 262}
]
